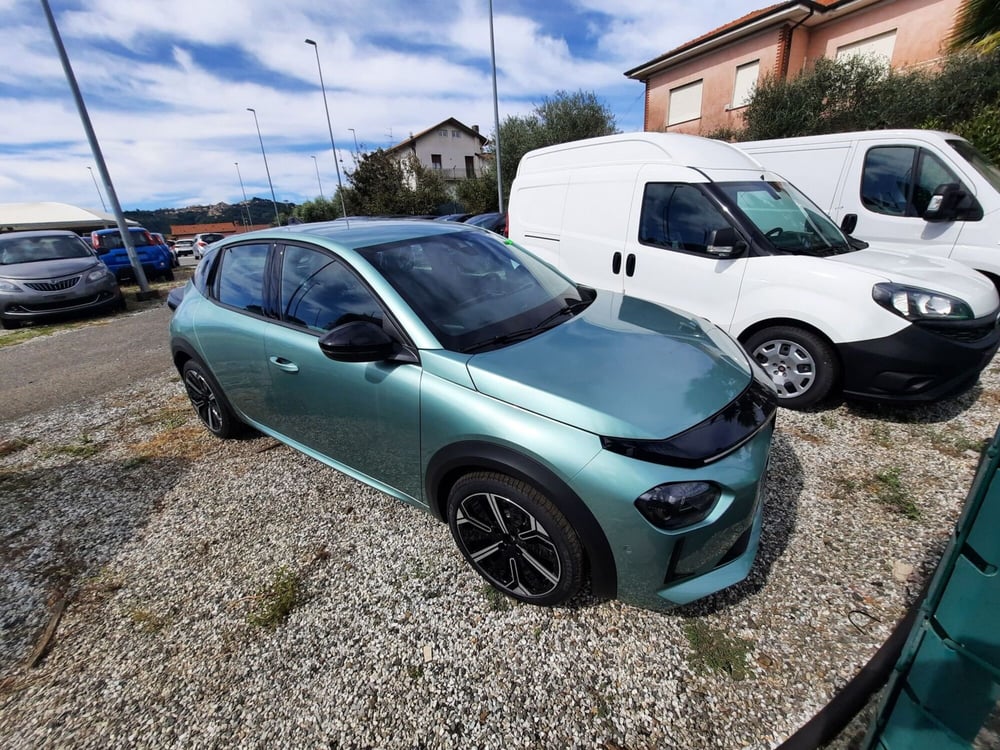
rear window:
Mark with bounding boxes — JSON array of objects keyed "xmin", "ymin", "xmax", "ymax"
[
  {"xmin": 200, "ymin": 233, "xmax": 225, "ymax": 243},
  {"xmin": 93, "ymin": 230, "xmax": 151, "ymax": 250}
]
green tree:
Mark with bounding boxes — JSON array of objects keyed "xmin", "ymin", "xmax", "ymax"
[
  {"xmin": 342, "ymin": 150, "xmax": 449, "ymax": 216},
  {"xmin": 950, "ymin": 0, "xmax": 1000, "ymax": 52},
  {"xmin": 291, "ymin": 196, "xmax": 342, "ymax": 223}
]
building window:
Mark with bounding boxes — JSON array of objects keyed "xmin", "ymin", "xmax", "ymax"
[
  {"xmin": 431, "ymin": 154, "xmax": 442, "ymax": 170},
  {"xmin": 439, "ymin": 129, "xmax": 448, "ymax": 137},
  {"xmin": 465, "ymin": 156, "xmax": 475, "ymax": 178},
  {"xmin": 836, "ymin": 29, "xmax": 896, "ymax": 67},
  {"xmin": 731, "ymin": 61, "xmax": 759, "ymax": 109},
  {"xmin": 452, "ymin": 129, "xmax": 461, "ymax": 138},
  {"xmin": 667, "ymin": 80, "xmax": 703, "ymax": 126}
]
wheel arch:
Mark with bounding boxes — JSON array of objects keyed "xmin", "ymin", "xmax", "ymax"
[
  {"xmin": 737, "ymin": 317, "xmax": 844, "ymax": 371},
  {"xmin": 425, "ymin": 440, "xmax": 617, "ymax": 599}
]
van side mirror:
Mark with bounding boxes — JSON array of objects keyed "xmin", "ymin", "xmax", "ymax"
[
  {"xmin": 840, "ymin": 213, "xmax": 858, "ymax": 234},
  {"xmin": 706, "ymin": 227, "xmax": 747, "ymax": 257},
  {"xmin": 923, "ymin": 183, "xmax": 966, "ymax": 222}
]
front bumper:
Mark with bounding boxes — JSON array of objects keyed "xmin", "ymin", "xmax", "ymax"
[
  {"xmin": 837, "ymin": 311, "xmax": 1000, "ymax": 402},
  {"xmin": 0, "ymin": 283, "xmax": 121, "ymax": 324}
]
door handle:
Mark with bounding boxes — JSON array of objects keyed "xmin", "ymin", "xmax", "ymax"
[
  {"xmin": 612, "ymin": 251, "xmax": 622, "ymax": 274},
  {"xmin": 268, "ymin": 356, "xmax": 299, "ymax": 373},
  {"xmin": 625, "ymin": 254, "xmax": 636, "ymax": 277}
]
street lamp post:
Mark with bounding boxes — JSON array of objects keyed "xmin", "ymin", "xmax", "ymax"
[
  {"xmin": 304, "ymin": 39, "xmax": 348, "ymax": 220},
  {"xmin": 234, "ymin": 162, "xmax": 251, "ymax": 230},
  {"xmin": 311, "ymin": 155, "xmax": 324, "ymax": 200},
  {"xmin": 348, "ymin": 127, "xmax": 360, "ymax": 155},
  {"xmin": 246, "ymin": 107, "xmax": 281, "ymax": 224},
  {"xmin": 86, "ymin": 166, "xmax": 107, "ymax": 212},
  {"xmin": 489, "ymin": 0, "xmax": 504, "ymax": 212}
]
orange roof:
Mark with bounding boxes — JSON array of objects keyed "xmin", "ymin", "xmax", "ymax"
[{"xmin": 169, "ymin": 222, "xmax": 241, "ymax": 236}]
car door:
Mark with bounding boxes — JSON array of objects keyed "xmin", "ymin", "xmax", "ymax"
[
  {"xmin": 622, "ymin": 170, "xmax": 748, "ymax": 333},
  {"xmin": 262, "ymin": 242, "xmax": 423, "ymax": 503}
]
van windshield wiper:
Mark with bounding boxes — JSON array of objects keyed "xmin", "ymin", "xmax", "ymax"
[{"xmin": 462, "ymin": 298, "xmax": 591, "ymax": 353}]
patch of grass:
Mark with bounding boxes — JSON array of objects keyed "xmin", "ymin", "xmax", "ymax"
[
  {"xmin": 820, "ymin": 413, "xmax": 838, "ymax": 429},
  {"xmin": 0, "ymin": 437, "xmax": 34, "ymax": 457},
  {"xmin": 869, "ymin": 467, "xmax": 920, "ymax": 520},
  {"xmin": 406, "ymin": 664, "xmax": 424, "ymax": 680},
  {"xmin": 482, "ymin": 584, "xmax": 511, "ymax": 612},
  {"xmin": 0, "ymin": 323, "xmax": 64, "ymax": 349},
  {"xmin": 683, "ymin": 620, "xmax": 752, "ymax": 681},
  {"xmin": 130, "ymin": 424, "xmax": 205, "ymax": 461},
  {"xmin": 45, "ymin": 434, "xmax": 102, "ymax": 459},
  {"xmin": 867, "ymin": 423, "xmax": 892, "ymax": 448},
  {"xmin": 247, "ymin": 567, "xmax": 302, "ymax": 630},
  {"xmin": 128, "ymin": 607, "xmax": 169, "ymax": 633}
]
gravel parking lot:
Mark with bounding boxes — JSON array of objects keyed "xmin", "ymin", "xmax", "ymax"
[{"xmin": 1, "ymin": 327, "xmax": 997, "ymax": 749}]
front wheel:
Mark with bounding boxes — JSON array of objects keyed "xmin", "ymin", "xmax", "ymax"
[
  {"xmin": 447, "ymin": 472, "xmax": 585, "ymax": 607},
  {"xmin": 743, "ymin": 326, "xmax": 838, "ymax": 409},
  {"xmin": 181, "ymin": 359, "xmax": 246, "ymax": 438}
]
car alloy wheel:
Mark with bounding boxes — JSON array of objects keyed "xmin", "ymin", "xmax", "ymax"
[
  {"xmin": 181, "ymin": 359, "xmax": 244, "ymax": 438},
  {"xmin": 447, "ymin": 472, "xmax": 584, "ymax": 606},
  {"xmin": 744, "ymin": 325, "xmax": 837, "ymax": 409}
]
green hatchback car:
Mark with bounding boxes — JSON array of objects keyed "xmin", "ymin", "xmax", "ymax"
[{"xmin": 168, "ymin": 220, "xmax": 776, "ymax": 611}]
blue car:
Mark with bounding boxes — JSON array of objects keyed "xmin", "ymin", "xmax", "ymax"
[
  {"xmin": 90, "ymin": 227, "xmax": 174, "ymax": 282},
  {"xmin": 169, "ymin": 220, "xmax": 776, "ymax": 611}
]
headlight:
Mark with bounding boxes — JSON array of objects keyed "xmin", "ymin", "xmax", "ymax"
[
  {"xmin": 872, "ymin": 283, "xmax": 973, "ymax": 321},
  {"xmin": 635, "ymin": 481, "xmax": 721, "ymax": 530},
  {"xmin": 0, "ymin": 278, "xmax": 20, "ymax": 293},
  {"xmin": 86, "ymin": 267, "xmax": 110, "ymax": 283}
]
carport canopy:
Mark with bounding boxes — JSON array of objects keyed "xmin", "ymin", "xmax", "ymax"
[{"xmin": 0, "ymin": 202, "xmax": 137, "ymax": 233}]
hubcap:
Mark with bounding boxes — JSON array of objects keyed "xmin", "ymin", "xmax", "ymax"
[
  {"xmin": 183, "ymin": 369, "xmax": 223, "ymax": 433},
  {"xmin": 752, "ymin": 338, "xmax": 815, "ymax": 398},
  {"xmin": 454, "ymin": 492, "xmax": 562, "ymax": 598}
]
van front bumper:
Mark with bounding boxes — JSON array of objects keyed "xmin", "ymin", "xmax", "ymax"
[{"xmin": 837, "ymin": 311, "xmax": 1000, "ymax": 402}]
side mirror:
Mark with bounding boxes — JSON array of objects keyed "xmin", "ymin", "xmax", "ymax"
[
  {"xmin": 318, "ymin": 320, "xmax": 397, "ymax": 363},
  {"xmin": 706, "ymin": 226, "xmax": 748, "ymax": 257},
  {"xmin": 840, "ymin": 213, "xmax": 858, "ymax": 234},
  {"xmin": 923, "ymin": 183, "xmax": 965, "ymax": 222}
]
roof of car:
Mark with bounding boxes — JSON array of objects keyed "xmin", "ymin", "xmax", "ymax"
[
  {"xmin": 0, "ymin": 229, "xmax": 81, "ymax": 240},
  {"xmin": 242, "ymin": 218, "xmax": 486, "ymax": 252}
]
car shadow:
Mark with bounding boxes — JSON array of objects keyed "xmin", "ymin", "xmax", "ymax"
[{"xmin": 836, "ymin": 382, "xmax": 985, "ymax": 425}]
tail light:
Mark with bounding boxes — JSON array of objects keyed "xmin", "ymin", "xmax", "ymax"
[{"xmin": 90, "ymin": 231, "xmax": 100, "ymax": 249}]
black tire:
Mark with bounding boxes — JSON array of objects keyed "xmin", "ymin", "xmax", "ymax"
[
  {"xmin": 162, "ymin": 269, "xmax": 175, "ymax": 282},
  {"xmin": 447, "ymin": 472, "xmax": 585, "ymax": 606},
  {"xmin": 181, "ymin": 359, "xmax": 246, "ymax": 439},
  {"xmin": 743, "ymin": 325, "xmax": 838, "ymax": 409},
  {"xmin": 1, "ymin": 318, "xmax": 21, "ymax": 330}
]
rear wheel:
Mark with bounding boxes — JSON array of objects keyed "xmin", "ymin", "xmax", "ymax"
[
  {"xmin": 181, "ymin": 359, "xmax": 246, "ymax": 438},
  {"xmin": 162, "ymin": 269, "xmax": 175, "ymax": 282},
  {"xmin": 1, "ymin": 318, "xmax": 21, "ymax": 330},
  {"xmin": 447, "ymin": 472, "xmax": 585, "ymax": 606},
  {"xmin": 744, "ymin": 326, "xmax": 838, "ymax": 409}
]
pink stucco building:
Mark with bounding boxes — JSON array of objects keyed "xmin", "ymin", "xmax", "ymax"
[{"xmin": 625, "ymin": 0, "xmax": 964, "ymax": 135}]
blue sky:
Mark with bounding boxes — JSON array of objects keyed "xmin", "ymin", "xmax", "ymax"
[{"xmin": 0, "ymin": 0, "xmax": 766, "ymax": 210}]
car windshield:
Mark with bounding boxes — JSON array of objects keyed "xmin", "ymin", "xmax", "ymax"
[
  {"xmin": 714, "ymin": 180, "xmax": 853, "ymax": 256},
  {"xmin": 0, "ymin": 235, "xmax": 93, "ymax": 265},
  {"xmin": 358, "ymin": 230, "xmax": 589, "ymax": 353},
  {"xmin": 948, "ymin": 138, "xmax": 1000, "ymax": 193}
]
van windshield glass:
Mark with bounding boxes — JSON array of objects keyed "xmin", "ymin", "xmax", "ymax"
[
  {"xmin": 715, "ymin": 180, "xmax": 852, "ymax": 256},
  {"xmin": 948, "ymin": 139, "xmax": 1000, "ymax": 193}
]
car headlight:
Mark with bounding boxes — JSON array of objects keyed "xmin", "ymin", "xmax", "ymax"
[
  {"xmin": 0, "ymin": 278, "xmax": 20, "ymax": 293},
  {"xmin": 872, "ymin": 283, "xmax": 973, "ymax": 321},
  {"xmin": 635, "ymin": 481, "xmax": 721, "ymax": 530},
  {"xmin": 86, "ymin": 267, "xmax": 110, "ymax": 283}
]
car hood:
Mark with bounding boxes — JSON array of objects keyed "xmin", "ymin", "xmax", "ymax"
[
  {"xmin": 465, "ymin": 293, "xmax": 753, "ymax": 439},
  {"xmin": 0, "ymin": 257, "xmax": 102, "ymax": 280},
  {"xmin": 830, "ymin": 248, "xmax": 999, "ymax": 315}
]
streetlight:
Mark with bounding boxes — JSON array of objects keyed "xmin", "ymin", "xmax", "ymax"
[
  {"xmin": 489, "ymin": 0, "xmax": 504, "ymax": 212},
  {"xmin": 234, "ymin": 162, "xmax": 250, "ymax": 230},
  {"xmin": 348, "ymin": 127, "xmax": 360, "ymax": 155},
  {"xmin": 86, "ymin": 166, "xmax": 107, "ymax": 212},
  {"xmin": 311, "ymin": 155, "xmax": 324, "ymax": 200},
  {"xmin": 246, "ymin": 107, "xmax": 280, "ymax": 224},
  {"xmin": 304, "ymin": 39, "xmax": 348, "ymax": 220}
]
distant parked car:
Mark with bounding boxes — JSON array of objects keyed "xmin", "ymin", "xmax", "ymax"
[
  {"xmin": 435, "ymin": 213, "xmax": 474, "ymax": 222},
  {"xmin": 464, "ymin": 211, "xmax": 507, "ymax": 235},
  {"xmin": 192, "ymin": 232, "xmax": 226, "ymax": 259},
  {"xmin": 151, "ymin": 232, "xmax": 179, "ymax": 268},
  {"xmin": 170, "ymin": 219, "xmax": 776, "ymax": 611},
  {"xmin": 90, "ymin": 227, "xmax": 174, "ymax": 282},
  {"xmin": 0, "ymin": 230, "xmax": 124, "ymax": 329},
  {"xmin": 173, "ymin": 238, "xmax": 195, "ymax": 257}
]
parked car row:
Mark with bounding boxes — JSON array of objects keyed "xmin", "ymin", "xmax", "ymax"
[{"xmin": 89, "ymin": 226, "xmax": 174, "ymax": 283}]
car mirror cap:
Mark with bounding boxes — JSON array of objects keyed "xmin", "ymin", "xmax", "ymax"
[{"xmin": 318, "ymin": 320, "xmax": 397, "ymax": 363}]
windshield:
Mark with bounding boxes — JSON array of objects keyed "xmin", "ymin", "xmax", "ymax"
[
  {"xmin": 948, "ymin": 138, "xmax": 1000, "ymax": 193},
  {"xmin": 0, "ymin": 235, "xmax": 94, "ymax": 265},
  {"xmin": 715, "ymin": 180, "xmax": 852, "ymax": 256},
  {"xmin": 359, "ymin": 230, "xmax": 587, "ymax": 353}
]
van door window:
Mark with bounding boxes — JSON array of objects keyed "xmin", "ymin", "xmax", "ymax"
[
  {"xmin": 639, "ymin": 183, "xmax": 732, "ymax": 255},
  {"xmin": 862, "ymin": 146, "xmax": 964, "ymax": 217}
]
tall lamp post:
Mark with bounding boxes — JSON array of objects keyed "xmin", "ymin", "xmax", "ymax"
[
  {"xmin": 489, "ymin": 0, "xmax": 504, "ymax": 212},
  {"xmin": 246, "ymin": 107, "xmax": 280, "ymax": 224},
  {"xmin": 348, "ymin": 127, "xmax": 360, "ymax": 156},
  {"xmin": 234, "ymin": 162, "xmax": 251, "ymax": 230},
  {"xmin": 86, "ymin": 166, "xmax": 107, "ymax": 212},
  {"xmin": 311, "ymin": 155, "xmax": 325, "ymax": 199},
  {"xmin": 304, "ymin": 39, "xmax": 348, "ymax": 220}
]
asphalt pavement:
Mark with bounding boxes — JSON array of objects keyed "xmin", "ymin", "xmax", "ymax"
[{"xmin": 0, "ymin": 303, "xmax": 175, "ymax": 422}]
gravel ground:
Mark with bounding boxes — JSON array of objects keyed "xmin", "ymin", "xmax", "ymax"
[{"xmin": 1, "ymin": 353, "xmax": 998, "ymax": 749}]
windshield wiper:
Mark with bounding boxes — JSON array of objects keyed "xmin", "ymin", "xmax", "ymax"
[{"xmin": 462, "ymin": 298, "xmax": 591, "ymax": 354}]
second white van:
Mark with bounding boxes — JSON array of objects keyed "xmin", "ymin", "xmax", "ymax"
[{"xmin": 507, "ymin": 132, "xmax": 1000, "ymax": 409}]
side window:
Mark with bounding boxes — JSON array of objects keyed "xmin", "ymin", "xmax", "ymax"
[
  {"xmin": 280, "ymin": 244, "xmax": 383, "ymax": 333},
  {"xmin": 913, "ymin": 150, "xmax": 961, "ymax": 215},
  {"xmin": 862, "ymin": 146, "xmax": 914, "ymax": 216},
  {"xmin": 216, "ymin": 243, "xmax": 269, "ymax": 316},
  {"xmin": 639, "ymin": 183, "xmax": 732, "ymax": 254}
]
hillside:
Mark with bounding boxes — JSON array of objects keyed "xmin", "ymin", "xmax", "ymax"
[{"xmin": 124, "ymin": 197, "xmax": 295, "ymax": 236}]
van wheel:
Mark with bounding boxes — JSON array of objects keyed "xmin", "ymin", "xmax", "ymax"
[
  {"xmin": 744, "ymin": 326, "xmax": 837, "ymax": 409},
  {"xmin": 447, "ymin": 472, "xmax": 584, "ymax": 607}
]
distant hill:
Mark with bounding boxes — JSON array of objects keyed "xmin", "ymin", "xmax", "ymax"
[{"xmin": 124, "ymin": 197, "xmax": 295, "ymax": 236}]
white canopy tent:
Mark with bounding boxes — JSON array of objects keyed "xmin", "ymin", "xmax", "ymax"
[{"xmin": 0, "ymin": 202, "xmax": 137, "ymax": 233}]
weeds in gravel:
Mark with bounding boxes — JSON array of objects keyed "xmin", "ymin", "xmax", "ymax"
[
  {"xmin": 44, "ymin": 434, "xmax": 102, "ymax": 459},
  {"xmin": 869, "ymin": 467, "xmax": 920, "ymax": 519},
  {"xmin": 683, "ymin": 621, "xmax": 752, "ymax": 681},
  {"xmin": 128, "ymin": 607, "xmax": 169, "ymax": 633},
  {"xmin": 0, "ymin": 437, "xmax": 33, "ymax": 457},
  {"xmin": 247, "ymin": 567, "xmax": 302, "ymax": 629},
  {"xmin": 482, "ymin": 585, "xmax": 511, "ymax": 612}
]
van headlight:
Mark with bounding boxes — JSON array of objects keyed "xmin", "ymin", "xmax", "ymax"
[{"xmin": 872, "ymin": 283, "xmax": 973, "ymax": 320}]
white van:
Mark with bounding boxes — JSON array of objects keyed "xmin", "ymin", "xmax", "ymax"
[
  {"xmin": 740, "ymin": 130, "xmax": 1000, "ymax": 288},
  {"xmin": 507, "ymin": 132, "xmax": 1000, "ymax": 409}
]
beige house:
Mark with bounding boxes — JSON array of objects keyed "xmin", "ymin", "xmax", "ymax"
[
  {"xmin": 625, "ymin": 0, "xmax": 964, "ymax": 135},
  {"xmin": 386, "ymin": 117, "xmax": 489, "ymax": 187}
]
